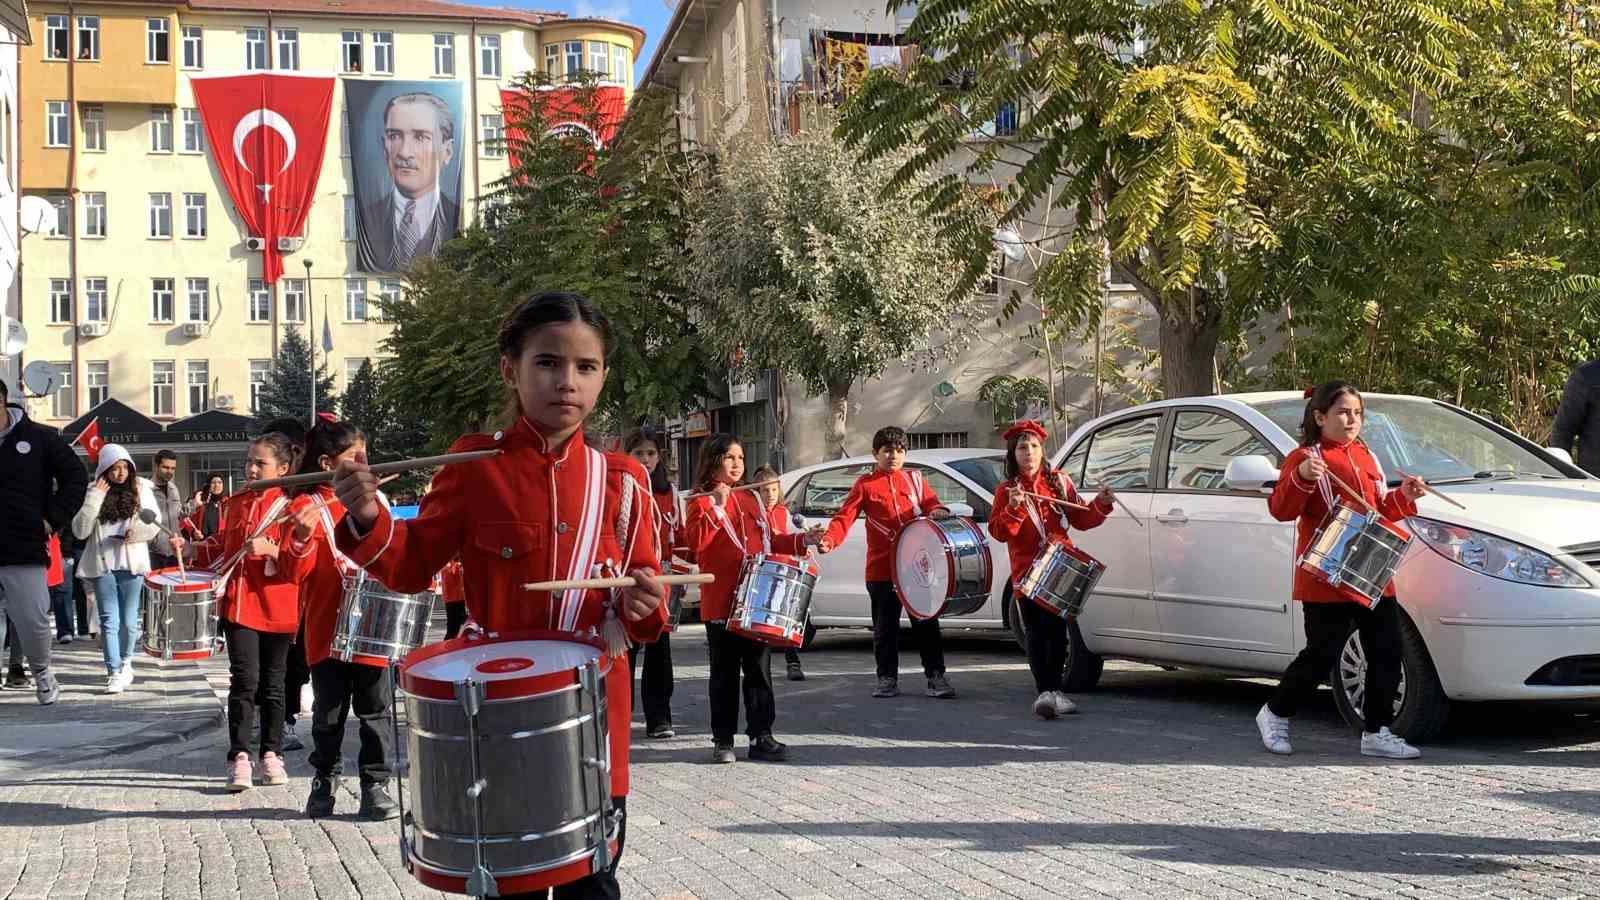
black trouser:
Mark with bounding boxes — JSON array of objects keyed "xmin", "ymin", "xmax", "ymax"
[
  {"xmin": 705, "ymin": 621, "xmax": 774, "ymax": 743},
  {"xmin": 784, "ymin": 646, "xmax": 801, "ymax": 665},
  {"xmin": 280, "ymin": 624, "xmax": 310, "ymax": 726},
  {"xmin": 628, "ymin": 632, "xmax": 673, "ymax": 730},
  {"xmin": 504, "ymin": 798, "xmax": 627, "ymax": 900},
  {"xmin": 443, "ymin": 601, "xmax": 467, "ymax": 640},
  {"xmin": 1015, "ymin": 586, "xmax": 1068, "ymax": 695},
  {"xmin": 866, "ymin": 580, "xmax": 945, "ymax": 679},
  {"xmin": 307, "ymin": 658, "xmax": 394, "ymax": 784},
  {"xmin": 1268, "ymin": 598, "xmax": 1402, "ymax": 732},
  {"xmin": 74, "ymin": 578, "xmax": 91, "ymax": 636},
  {"xmin": 224, "ymin": 621, "xmax": 293, "ymax": 759}
]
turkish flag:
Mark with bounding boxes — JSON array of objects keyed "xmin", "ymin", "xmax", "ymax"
[
  {"xmin": 191, "ymin": 73, "xmax": 336, "ymax": 283},
  {"xmin": 74, "ymin": 418, "xmax": 103, "ymax": 466},
  {"xmin": 500, "ymin": 85, "xmax": 624, "ymax": 173}
]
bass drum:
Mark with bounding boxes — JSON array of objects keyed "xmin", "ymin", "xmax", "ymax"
[{"xmin": 892, "ymin": 517, "xmax": 992, "ymax": 620}]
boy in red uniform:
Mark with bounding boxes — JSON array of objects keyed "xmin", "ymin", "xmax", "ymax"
[
  {"xmin": 819, "ymin": 426, "xmax": 956, "ymax": 699},
  {"xmin": 332, "ymin": 292, "xmax": 665, "ymax": 900}
]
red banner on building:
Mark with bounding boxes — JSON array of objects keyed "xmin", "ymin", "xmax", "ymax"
[
  {"xmin": 191, "ymin": 73, "xmax": 336, "ymax": 283},
  {"xmin": 499, "ymin": 85, "xmax": 625, "ymax": 170}
]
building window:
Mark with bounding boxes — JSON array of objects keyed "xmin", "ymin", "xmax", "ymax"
[
  {"xmin": 905, "ymin": 431, "xmax": 968, "ymax": 451},
  {"xmin": 276, "ymin": 28, "xmax": 299, "ymax": 70},
  {"xmin": 480, "ymin": 114, "xmax": 503, "ymax": 157},
  {"xmin": 151, "ymin": 107, "xmax": 173, "ymax": 153},
  {"xmin": 46, "ymin": 101, "xmax": 69, "ymax": 147},
  {"xmin": 50, "ymin": 363, "xmax": 74, "ymax": 419},
  {"xmin": 588, "ymin": 41, "xmax": 609, "ymax": 77},
  {"xmin": 83, "ymin": 278, "xmax": 108, "ymax": 323},
  {"xmin": 244, "ymin": 27, "xmax": 266, "ymax": 70},
  {"xmin": 282, "ymin": 279, "xmax": 306, "ymax": 322},
  {"xmin": 564, "ymin": 41, "xmax": 582, "ymax": 78},
  {"xmin": 544, "ymin": 43, "xmax": 559, "ymax": 77},
  {"xmin": 479, "ymin": 34, "xmax": 501, "ymax": 78},
  {"xmin": 147, "ymin": 18, "xmax": 170, "ymax": 63},
  {"xmin": 343, "ymin": 195, "xmax": 356, "ymax": 241},
  {"xmin": 45, "ymin": 15, "xmax": 68, "ymax": 61},
  {"xmin": 611, "ymin": 45, "xmax": 629, "ymax": 84},
  {"xmin": 249, "ymin": 360, "xmax": 270, "ymax": 413},
  {"xmin": 82, "ymin": 193, "xmax": 106, "ymax": 238},
  {"xmin": 151, "ymin": 278, "xmax": 174, "ymax": 322},
  {"xmin": 181, "ymin": 108, "xmax": 205, "ymax": 153},
  {"xmin": 248, "ymin": 278, "xmax": 271, "ymax": 323},
  {"xmin": 722, "ymin": 3, "xmax": 746, "ymax": 111},
  {"xmin": 86, "ymin": 361, "xmax": 109, "ymax": 408},
  {"xmin": 187, "ymin": 360, "xmax": 210, "ymax": 414},
  {"xmin": 183, "ymin": 193, "xmax": 207, "ymax": 238},
  {"xmin": 186, "ymin": 277, "xmax": 209, "ymax": 322},
  {"xmin": 76, "ymin": 16, "xmax": 99, "ymax": 61},
  {"xmin": 49, "ymin": 279, "xmax": 72, "ymax": 324},
  {"xmin": 81, "ymin": 105, "xmax": 105, "ymax": 151},
  {"xmin": 152, "ymin": 361, "xmax": 175, "ymax": 416},
  {"xmin": 345, "ymin": 278, "xmax": 367, "ymax": 321},
  {"xmin": 149, "ymin": 193, "xmax": 172, "ymax": 238},
  {"xmin": 433, "ymin": 33, "xmax": 455, "ymax": 76},
  {"xmin": 345, "ymin": 357, "xmax": 368, "ymax": 387},
  {"xmin": 182, "ymin": 25, "xmax": 203, "ymax": 69},
  {"xmin": 373, "ymin": 31, "xmax": 393, "ymax": 74},
  {"xmin": 377, "ymin": 279, "xmax": 401, "ymax": 314},
  {"xmin": 47, "ymin": 194, "xmax": 71, "ymax": 237},
  {"xmin": 341, "ymin": 30, "xmax": 362, "ymax": 72}
]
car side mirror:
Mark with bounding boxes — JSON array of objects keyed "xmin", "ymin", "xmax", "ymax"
[
  {"xmin": 1223, "ymin": 455, "xmax": 1279, "ymax": 493},
  {"xmin": 1545, "ymin": 447, "xmax": 1575, "ymax": 466},
  {"xmin": 943, "ymin": 501, "xmax": 975, "ymax": 519}
]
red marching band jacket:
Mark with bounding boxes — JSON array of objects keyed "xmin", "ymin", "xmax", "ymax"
[
  {"xmin": 683, "ymin": 490, "xmax": 808, "ymax": 621},
  {"xmin": 1268, "ymin": 438, "xmax": 1418, "ymax": 603},
  {"xmin": 333, "ymin": 419, "xmax": 667, "ymax": 796},
  {"xmin": 437, "ymin": 558, "xmax": 465, "ymax": 605},
  {"xmin": 821, "ymin": 469, "xmax": 949, "ymax": 582},
  {"xmin": 189, "ymin": 488, "xmax": 303, "ymax": 634},
  {"xmin": 988, "ymin": 470, "xmax": 1112, "ymax": 585},
  {"xmin": 278, "ymin": 485, "xmax": 369, "ymax": 668}
]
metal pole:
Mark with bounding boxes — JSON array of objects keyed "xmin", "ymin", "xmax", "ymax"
[{"xmin": 304, "ymin": 259, "xmax": 314, "ymax": 420}]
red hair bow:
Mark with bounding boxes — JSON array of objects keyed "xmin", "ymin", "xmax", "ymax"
[
  {"xmin": 1003, "ymin": 420, "xmax": 1049, "ymax": 443},
  {"xmin": 317, "ymin": 412, "xmax": 339, "ymax": 424},
  {"xmin": 1302, "ymin": 387, "xmax": 1316, "ymax": 399}
]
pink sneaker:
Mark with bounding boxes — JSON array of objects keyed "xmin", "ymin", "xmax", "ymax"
[
  {"xmin": 260, "ymin": 751, "xmax": 288, "ymax": 786},
  {"xmin": 226, "ymin": 753, "xmax": 254, "ymax": 792}
]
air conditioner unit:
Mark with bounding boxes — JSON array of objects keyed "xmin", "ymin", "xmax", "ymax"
[
  {"xmin": 244, "ymin": 236, "xmax": 268, "ymax": 251},
  {"xmin": 276, "ymin": 236, "xmax": 304, "ymax": 252},
  {"xmin": 181, "ymin": 322, "xmax": 206, "ymax": 338},
  {"xmin": 77, "ymin": 322, "xmax": 107, "ymax": 338},
  {"xmin": 214, "ymin": 393, "xmax": 235, "ymax": 410}
]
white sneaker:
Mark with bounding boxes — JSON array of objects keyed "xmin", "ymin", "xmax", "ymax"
[
  {"xmin": 1051, "ymin": 691, "xmax": 1078, "ymax": 715},
  {"xmin": 1255, "ymin": 703, "xmax": 1292, "ymax": 755},
  {"xmin": 120, "ymin": 658, "xmax": 135, "ymax": 688},
  {"xmin": 105, "ymin": 673, "xmax": 126, "ymax": 695},
  {"xmin": 1360, "ymin": 727, "xmax": 1421, "ymax": 759},
  {"xmin": 36, "ymin": 671, "xmax": 60, "ymax": 706},
  {"xmin": 1032, "ymin": 691, "xmax": 1057, "ymax": 720}
]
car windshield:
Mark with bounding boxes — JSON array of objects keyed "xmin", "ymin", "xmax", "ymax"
[
  {"xmin": 945, "ymin": 454, "xmax": 1005, "ymax": 494},
  {"xmin": 1252, "ymin": 397, "xmax": 1569, "ymax": 483}
]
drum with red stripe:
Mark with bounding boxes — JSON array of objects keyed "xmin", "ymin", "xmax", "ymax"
[
  {"xmin": 398, "ymin": 630, "xmax": 617, "ymax": 896},
  {"xmin": 142, "ymin": 568, "xmax": 221, "ymax": 660},
  {"xmin": 893, "ymin": 517, "xmax": 993, "ymax": 620},
  {"xmin": 729, "ymin": 554, "xmax": 818, "ymax": 648}
]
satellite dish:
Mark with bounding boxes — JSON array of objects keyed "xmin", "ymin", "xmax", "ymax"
[
  {"xmin": 0, "ymin": 316, "xmax": 23, "ymax": 356},
  {"xmin": 19, "ymin": 195, "xmax": 56, "ymax": 236},
  {"xmin": 21, "ymin": 360, "xmax": 61, "ymax": 397}
]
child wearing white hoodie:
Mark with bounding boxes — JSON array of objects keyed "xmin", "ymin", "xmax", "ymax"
[{"xmin": 72, "ymin": 443, "xmax": 159, "ymax": 693}]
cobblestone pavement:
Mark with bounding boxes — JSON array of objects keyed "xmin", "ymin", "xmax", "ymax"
[{"xmin": 3, "ymin": 625, "xmax": 1599, "ymax": 899}]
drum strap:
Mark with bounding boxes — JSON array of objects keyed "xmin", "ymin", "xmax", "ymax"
[
  {"xmin": 1312, "ymin": 445, "xmax": 1387, "ymax": 511},
  {"xmin": 316, "ymin": 503, "xmax": 360, "ymax": 577},
  {"xmin": 557, "ymin": 446, "xmax": 609, "ymax": 633},
  {"xmin": 216, "ymin": 494, "xmax": 288, "ymax": 598},
  {"xmin": 711, "ymin": 493, "xmax": 770, "ymax": 555}
]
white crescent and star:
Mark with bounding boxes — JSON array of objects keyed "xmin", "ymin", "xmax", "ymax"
[{"xmin": 232, "ymin": 108, "xmax": 299, "ymax": 201}]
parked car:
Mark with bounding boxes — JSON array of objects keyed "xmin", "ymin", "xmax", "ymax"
[
  {"xmin": 1048, "ymin": 391, "xmax": 1600, "ymax": 740},
  {"xmin": 781, "ymin": 449, "xmax": 1014, "ymax": 640}
]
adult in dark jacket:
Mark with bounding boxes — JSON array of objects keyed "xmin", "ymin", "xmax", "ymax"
[
  {"xmin": 0, "ymin": 378, "xmax": 89, "ymax": 704},
  {"xmin": 1551, "ymin": 360, "xmax": 1600, "ymax": 477}
]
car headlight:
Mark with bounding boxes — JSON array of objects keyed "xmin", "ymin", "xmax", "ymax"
[{"xmin": 1411, "ymin": 517, "xmax": 1592, "ymax": 588}]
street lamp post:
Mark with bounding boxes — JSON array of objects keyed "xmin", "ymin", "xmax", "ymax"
[{"xmin": 304, "ymin": 258, "xmax": 315, "ymax": 421}]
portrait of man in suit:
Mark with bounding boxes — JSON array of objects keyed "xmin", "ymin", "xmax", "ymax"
[{"xmin": 358, "ymin": 91, "xmax": 461, "ymax": 272}]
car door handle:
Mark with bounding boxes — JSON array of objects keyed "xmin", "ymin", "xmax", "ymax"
[{"xmin": 1156, "ymin": 509, "xmax": 1188, "ymax": 526}]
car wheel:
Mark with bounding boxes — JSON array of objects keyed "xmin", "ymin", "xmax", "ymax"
[
  {"xmin": 800, "ymin": 621, "xmax": 818, "ymax": 651},
  {"xmin": 1330, "ymin": 607, "xmax": 1449, "ymax": 742},
  {"xmin": 1005, "ymin": 588, "xmax": 1027, "ymax": 652}
]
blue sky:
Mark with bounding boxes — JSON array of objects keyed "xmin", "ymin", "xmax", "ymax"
[{"xmin": 504, "ymin": 0, "xmax": 670, "ymax": 87}]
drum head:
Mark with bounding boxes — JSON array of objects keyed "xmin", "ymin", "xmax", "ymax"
[
  {"xmin": 894, "ymin": 519, "xmax": 953, "ymax": 618},
  {"xmin": 145, "ymin": 569, "xmax": 218, "ymax": 592},
  {"xmin": 406, "ymin": 639, "xmax": 600, "ymax": 686}
]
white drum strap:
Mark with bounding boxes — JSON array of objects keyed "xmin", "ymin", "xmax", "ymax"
[
  {"xmin": 558, "ymin": 447, "xmax": 608, "ymax": 632},
  {"xmin": 217, "ymin": 495, "xmax": 287, "ymax": 597},
  {"xmin": 1021, "ymin": 479, "xmax": 1047, "ymax": 546},
  {"xmin": 317, "ymin": 503, "xmax": 359, "ymax": 576},
  {"xmin": 1310, "ymin": 447, "xmax": 1336, "ymax": 509},
  {"xmin": 906, "ymin": 470, "xmax": 924, "ymax": 517}
]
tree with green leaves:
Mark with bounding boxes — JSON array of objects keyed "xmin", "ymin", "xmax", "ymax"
[
  {"xmin": 380, "ymin": 74, "xmax": 719, "ymax": 451},
  {"xmin": 340, "ymin": 359, "xmax": 382, "ymax": 445},
  {"xmin": 838, "ymin": 0, "xmax": 1475, "ymax": 397},
  {"xmin": 254, "ymin": 326, "xmax": 338, "ymax": 428},
  {"xmin": 679, "ymin": 106, "xmax": 989, "ymax": 458}
]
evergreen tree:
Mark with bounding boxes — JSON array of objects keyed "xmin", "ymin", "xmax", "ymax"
[
  {"xmin": 340, "ymin": 359, "xmax": 382, "ymax": 445},
  {"xmin": 255, "ymin": 326, "xmax": 339, "ymax": 429}
]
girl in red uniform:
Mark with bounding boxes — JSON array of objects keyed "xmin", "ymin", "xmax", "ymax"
[
  {"xmin": 331, "ymin": 292, "xmax": 666, "ymax": 900},
  {"xmin": 438, "ymin": 557, "xmax": 466, "ymax": 639},
  {"xmin": 987, "ymin": 421, "xmax": 1115, "ymax": 719},
  {"xmin": 752, "ymin": 464, "xmax": 807, "ymax": 682},
  {"xmin": 281, "ymin": 417, "xmax": 400, "ymax": 821},
  {"xmin": 1256, "ymin": 381, "xmax": 1427, "ymax": 759},
  {"xmin": 624, "ymin": 428, "xmax": 679, "ymax": 739},
  {"xmin": 818, "ymin": 426, "xmax": 955, "ymax": 700},
  {"xmin": 685, "ymin": 436, "xmax": 813, "ymax": 764},
  {"xmin": 180, "ymin": 427, "xmax": 306, "ymax": 792}
]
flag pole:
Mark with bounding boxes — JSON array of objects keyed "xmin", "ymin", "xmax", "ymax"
[{"xmin": 304, "ymin": 259, "xmax": 315, "ymax": 420}]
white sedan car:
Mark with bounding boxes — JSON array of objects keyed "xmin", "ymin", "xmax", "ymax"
[{"xmin": 1050, "ymin": 391, "xmax": 1600, "ymax": 740}]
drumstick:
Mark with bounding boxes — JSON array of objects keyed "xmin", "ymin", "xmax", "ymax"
[
  {"xmin": 242, "ymin": 449, "xmax": 501, "ymax": 492},
  {"xmin": 138, "ymin": 510, "xmax": 187, "ymax": 579},
  {"xmin": 1396, "ymin": 470, "xmax": 1467, "ymax": 511},
  {"xmin": 269, "ymin": 474, "xmax": 402, "ymax": 527},
  {"xmin": 521, "ymin": 573, "xmax": 715, "ymax": 592},
  {"xmin": 682, "ymin": 479, "xmax": 780, "ymax": 501},
  {"xmin": 1018, "ymin": 490, "xmax": 1092, "ymax": 512},
  {"xmin": 1321, "ymin": 469, "xmax": 1378, "ymax": 514},
  {"xmin": 1095, "ymin": 484, "xmax": 1145, "ymax": 528}
]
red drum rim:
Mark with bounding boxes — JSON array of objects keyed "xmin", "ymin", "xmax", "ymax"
[
  {"xmin": 408, "ymin": 840, "xmax": 619, "ymax": 895},
  {"xmin": 728, "ymin": 620, "xmax": 803, "ymax": 647},
  {"xmin": 893, "ymin": 519, "xmax": 961, "ymax": 621},
  {"xmin": 144, "ymin": 647, "xmax": 216, "ymax": 660},
  {"xmin": 144, "ymin": 568, "xmax": 218, "ymax": 593},
  {"xmin": 398, "ymin": 628, "xmax": 610, "ymax": 701}
]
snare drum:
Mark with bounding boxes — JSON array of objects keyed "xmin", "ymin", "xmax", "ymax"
[
  {"xmin": 893, "ymin": 517, "xmax": 993, "ymax": 620},
  {"xmin": 142, "ymin": 568, "xmax": 221, "ymax": 660},
  {"xmin": 1298, "ymin": 501, "xmax": 1413, "ymax": 608},
  {"xmin": 1017, "ymin": 542, "xmax": 1106, "ymax": 619},
  {"xmin": 399, "ymin": 631, "xmax": 618, "ymax": 896},
  {"xmin": 331, "ymin": 570, "xmax": 436, "ymax": 667},
  {"xmin": 728, "ymin": 554, "xmax": 818, "ymax": 648}
]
